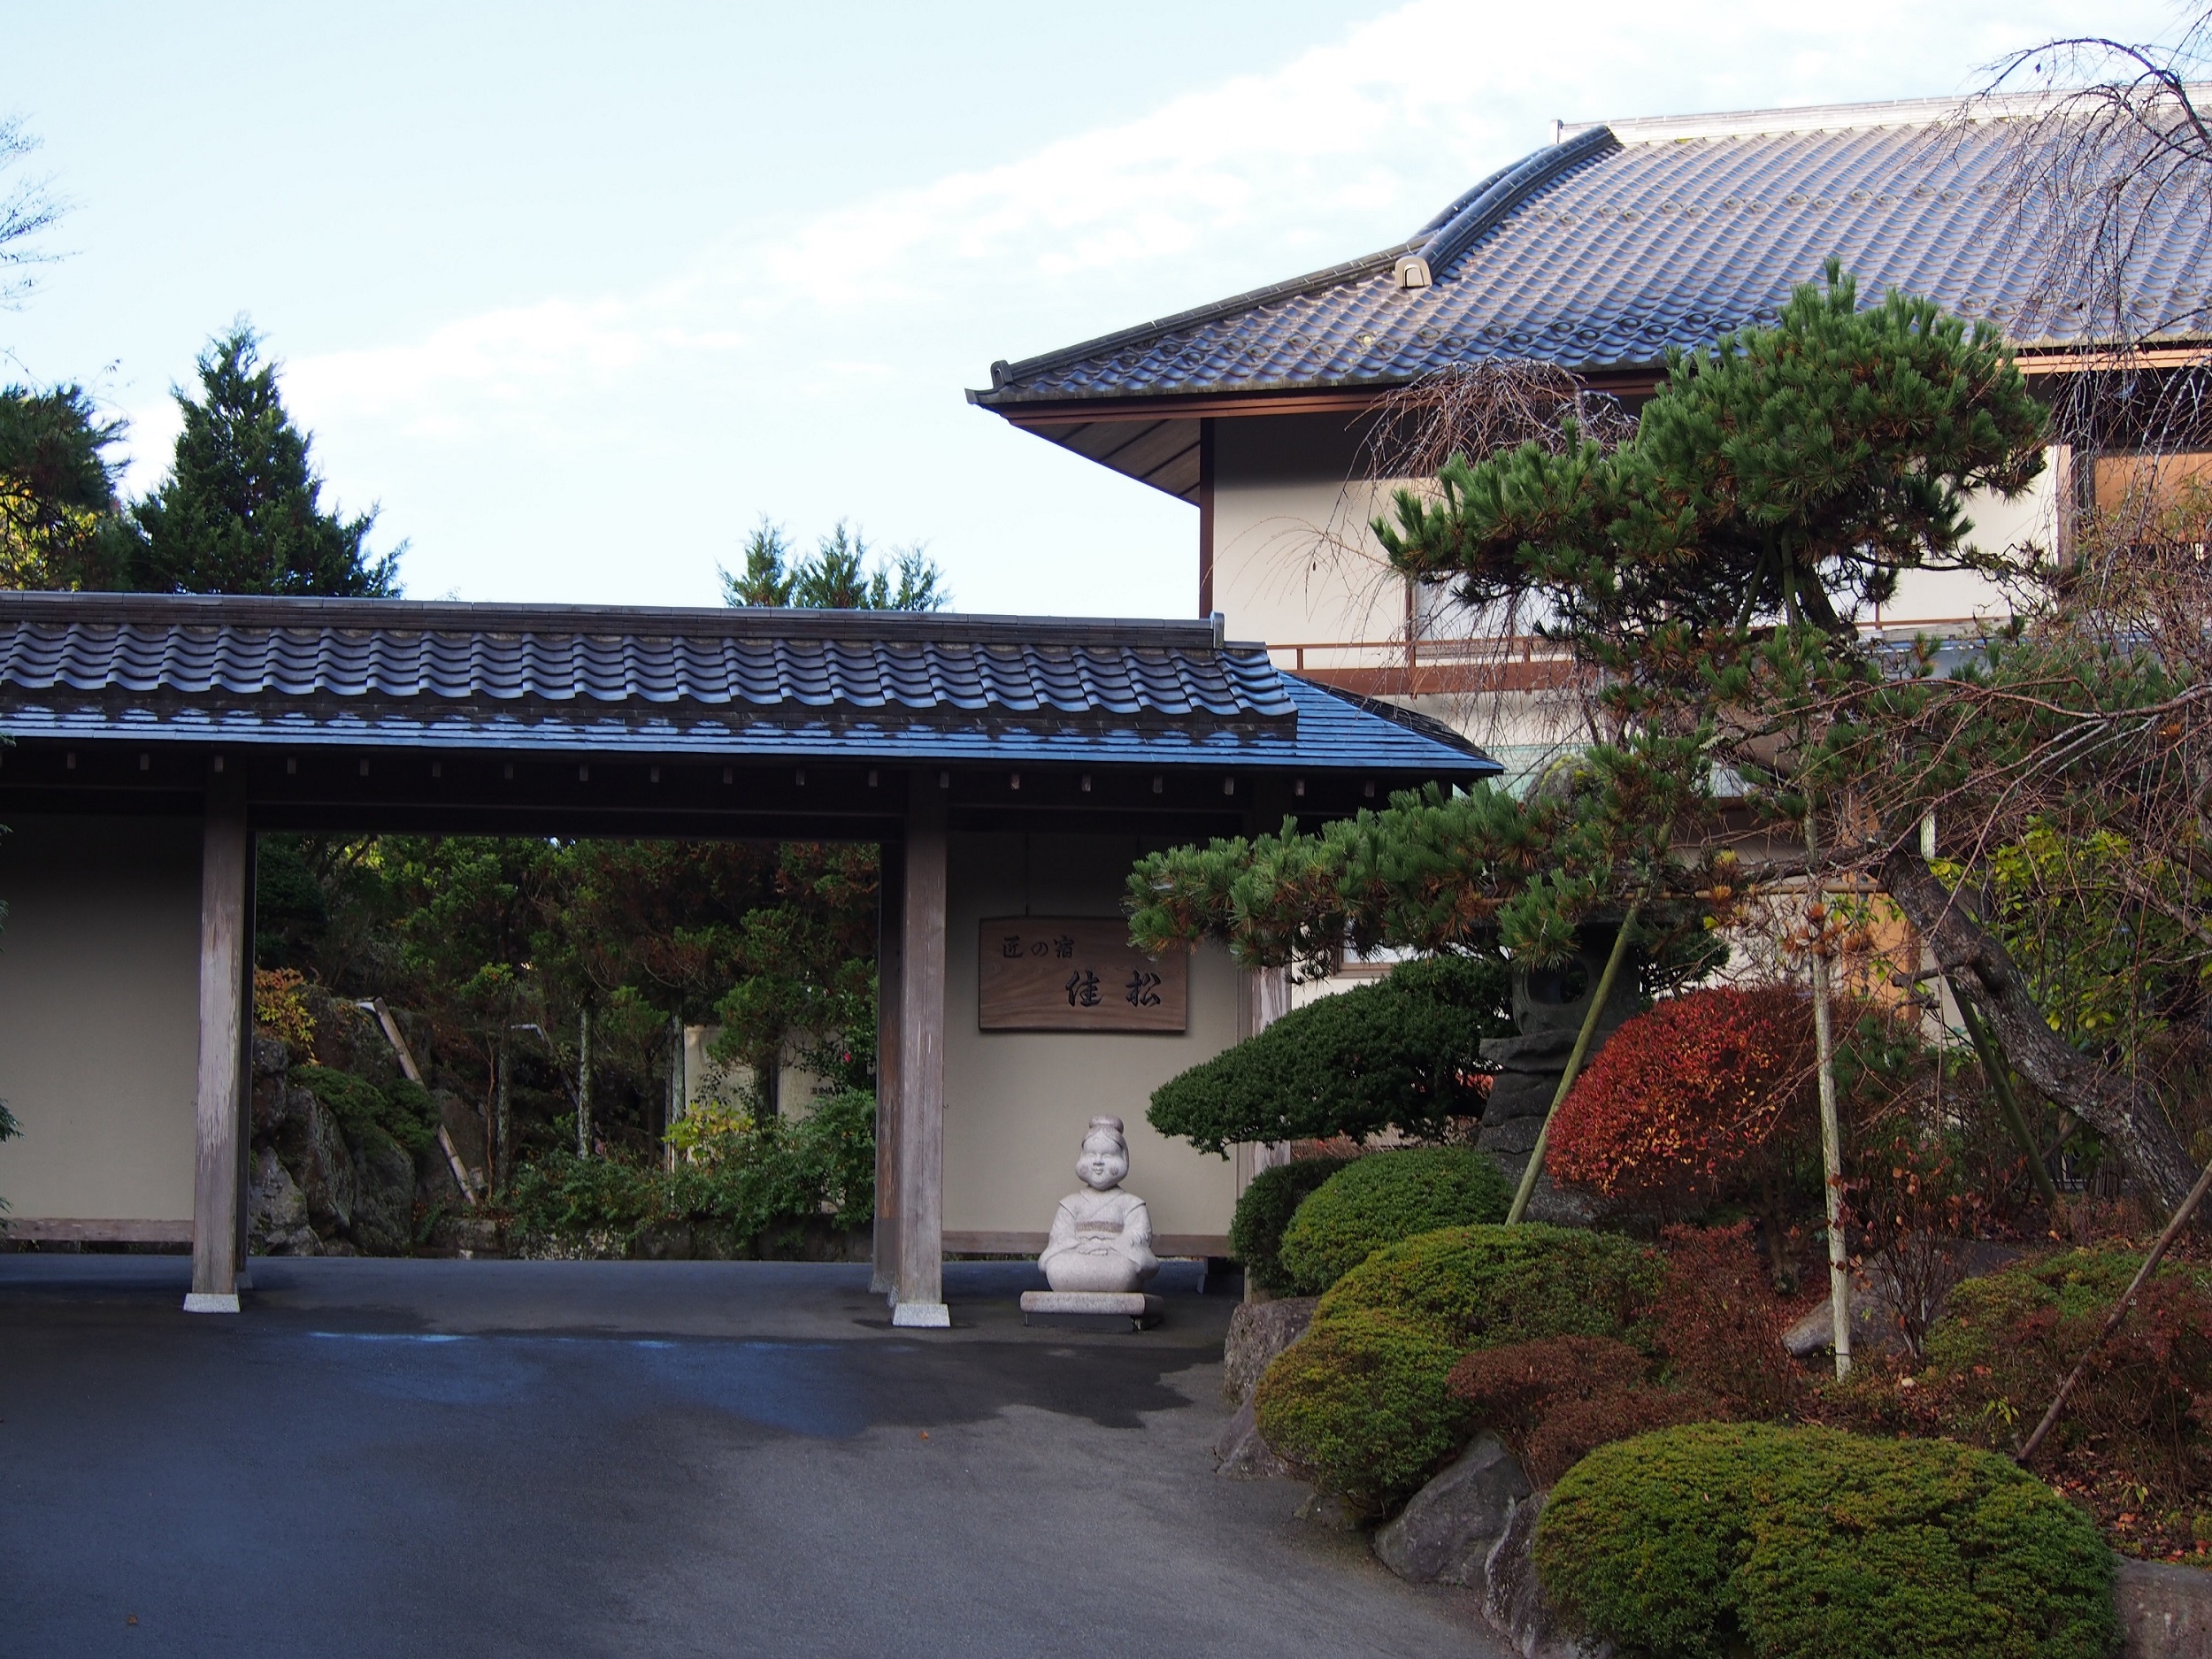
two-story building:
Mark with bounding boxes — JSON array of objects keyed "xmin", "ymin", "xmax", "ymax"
[{"xmin": 971, "ymin": 92, "xmax": 2212, "ymax": 774}]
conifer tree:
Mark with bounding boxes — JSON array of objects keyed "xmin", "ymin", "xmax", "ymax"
[
  {"xmin": 0, "ymin": 383, "xmax": 132, "ymax": 588},
  {"xmin": 720, "ymin": 517, "xmax": 946, "ymax": 611},
  {"xmin": 130, "ymin": 326, "xmax": 400, "ymax": 597}
]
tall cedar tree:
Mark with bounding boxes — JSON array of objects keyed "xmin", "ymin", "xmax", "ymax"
[{"xmin": 132, "ymin": 326, "xmax": 400, "ymax": 596}]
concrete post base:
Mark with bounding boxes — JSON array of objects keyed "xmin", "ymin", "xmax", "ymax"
[
  {"xmin": 891, "ymin": 1300, "xmax": 951, "ymax": 1328},
  {"xmin": 181, "ymin": 1292, "xmax": 241, "ymax": 1314}
]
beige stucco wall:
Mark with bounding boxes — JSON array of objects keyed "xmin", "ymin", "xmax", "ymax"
[
  {"xmin": 1213, "ymin": 415, "xmax": 2064, "ymax": 652},
  {"xmin": 943, "ymin": 832, "xmax": 1241, "ymax": 1246},
  {"xmin": 1213, "ymin": 412, "xmax": 1407, "ymax": 653},
  {"xmin": 0, "ymin": 814, "xmax": 202, "ymax": 1223}
]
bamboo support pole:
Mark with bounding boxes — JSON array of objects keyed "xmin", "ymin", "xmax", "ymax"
[{"xmin": 1505, "ymin": 908, "xmax": 1639, "ymax": 1226}]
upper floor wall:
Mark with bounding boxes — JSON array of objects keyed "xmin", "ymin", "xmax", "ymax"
[{"xmin": 1208, "ymin": 409, "xmax": 2067, "ymax": 672}]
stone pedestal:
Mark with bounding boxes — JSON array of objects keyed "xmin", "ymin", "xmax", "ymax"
[{"xmin": 1020, "ymin": 1289, "xmax": 1164, "ymax": 1332}]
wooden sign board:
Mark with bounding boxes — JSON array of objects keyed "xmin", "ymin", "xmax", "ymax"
[{"xmin": 978, "ymin": 917, "xmax": 1187, "ymax": 1033}]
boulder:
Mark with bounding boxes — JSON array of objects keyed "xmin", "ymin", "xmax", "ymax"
[
  {"xmin": 1481, "ymin": 1493, "xmax": 1616, "ymax": 1659},
  {"xmin": 1784, "ymin": 1241, "xmax": 2024, "ymax": 1359},
  {"xmin": 278, "ymin": 1087, "xmax": 355, "ymax": 1236},
  {"xmin": 414, "ymin": 1141, "xmax": 468, "ymax": 1209},
  {"xmin": 246, "ymin": 1147, "xmax": 319, "ymax": 1256},
  {"xmin": 249, "ymin": 1036, "xmax": 294, "ymax": 1139},
  {"xmin": 348, "ymin": 1128, "xmax": 416, "ymax": 1256},
  {"xmin": 1212, "ymin": 1397, "xmax": 1293, "ymax": 1480},
  {"xmin": 429, "ymin": 1215, "xmax": 504, "ymax": 1258},
  {"xmin": 1292, "ymin": 1487, "xmax": 1361, "ymax": 1533},
  {"xmin": 2116, "ymin": 1558, "xmax": 2212, "ymax": 1657},
  {"xmin": 435, "ymin": 1090, "xmax": 488, "ymax": 1187},
  {"xmin": 1222, "ymin": 1296, "xmax": 1317, "ymax": 1403},
  {"xmin": 1373, "ymin": 1433, "xmax": 1532, "ymax": 1586}
]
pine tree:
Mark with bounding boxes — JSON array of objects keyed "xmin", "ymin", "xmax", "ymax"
[
  {"xmin": 130, "ymin": 326, "xmax": 400, "ymax": 596},
  {"xmin": 0, "ymin": 383, "xmax": 132, "ymax": 589}
]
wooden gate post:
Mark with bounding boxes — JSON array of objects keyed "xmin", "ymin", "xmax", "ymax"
[
  {"xmin": 891, "ymin": 772, "xmax": 949, "ymax": 1326},
  {"xmin": 872, "ymin": 831, "xmax": 906, "ymax": 1296},
  {"xmin": 187, "ymin": 764, "xmax": 251, "ymax": 1313}
]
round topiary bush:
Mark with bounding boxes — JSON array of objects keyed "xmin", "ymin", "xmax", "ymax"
[
  {"xmin": 1251, "ymin": 1306, "xmax": 1470, "ymax": 1515},
  {"xmin": 1318, "ymin": 1222, "xmax": 1660, "ymax": 1348},
  {"xmin": 1147, "ymin": 954, "xmax": 1510, "ymax": 1156},
  {"xmin": 1536, "ymin": 1422, "xmax": 2117, "ymax": 1659},
  {"xmin": 1276, "ymin": 1147, "xmax": 1513, "ymax": 1294},
  {"xmin": 1228, "ymin": 1156, "xmax": 1354, "ymax": 1297},
  {"xmin": 1252, "ymin": 1224, "xmax": 1661, "ymax": 1512}
]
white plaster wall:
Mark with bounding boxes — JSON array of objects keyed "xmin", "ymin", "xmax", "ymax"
[
  {"xmin": 943, "ymin": 833, "xmax": 1240, "ymax": 1245},
  {"xmin": 0, "ymin": 815, "xmax": 201, "ymax": 1222},
  {"xmin": 1213, "ymin": 411, "xmax": 1412, "ymax": 653},
  {"xmin": 1213, "ymin": 419, "xmax": 2063, "ymax": 649}
]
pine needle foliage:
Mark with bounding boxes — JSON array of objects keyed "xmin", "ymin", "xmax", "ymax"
[{"xmin": 1375, "ymin": 263, "xmax": 2047, "ymax": 640}]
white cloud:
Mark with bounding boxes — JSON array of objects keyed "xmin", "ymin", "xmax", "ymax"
[{"xmin": 252, "ymin": 0, "xmax": 2176, "ymax": 610}]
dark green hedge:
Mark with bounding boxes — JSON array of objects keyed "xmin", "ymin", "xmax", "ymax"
[
  {"xmin": 1537, "ymin": 1423, "xmax": 2116, "ymax": 1659},
  {"xmin": 1148, "ymin": 955, "xmax": 1511, "ymax": 1156},
  {"xmin": 508, "ymin": 1087, "xmax": 876, "ymax": 1250},
  {"xmin": 1253, "ymin": 1224, "xmax": 1660, "ymax": 1512},
  {"xmin": 1228, "ymin": 1156, "xmax": 1353, "ymax": 1296},
  {"xmin": 1277, "ymin": 1147, "xmax": 1512, "ymax": 1294}
]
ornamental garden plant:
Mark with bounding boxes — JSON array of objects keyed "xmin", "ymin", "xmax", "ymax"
[
  {"xmin": 1546, "ymin": 984, "xmax": 1816, "ymax": 1243},
  {"xmin": 1536, "ymin": 1424, "xmax": 2117, "ymax": 1659}
]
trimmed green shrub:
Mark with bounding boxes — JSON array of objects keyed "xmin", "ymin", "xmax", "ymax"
[
  {"xmin": 1148, "ymin": 955, "xmax": 1510, "ymax": 1156},
  {"xmin": 1254, "ymin": 1225, "xmax": 1660, "ymax": 1512},
  {"xmin": 1228, "ymin": 1156, "xmax": 1353, "ymax": 1296},
  {"xmin": 1253, "ymin": 1307, "xmax": 1471, "ymax": 1515},
  {"xmin": 1277, "ymin": 1147, "xmax": 1511, "ymax": 1294},
  {"xmin": 1317, "ymin": 1223, "xmax": 1660, "ymax": 1349},
  {"xmin": 1537, "ymin": 1423, "xmax": 2117, "ymax": 1659}
]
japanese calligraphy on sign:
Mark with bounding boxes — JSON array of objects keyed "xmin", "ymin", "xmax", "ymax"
[{"xmin": 978, "ymin": 917, "xmax": 1187, "ymax": 1033}]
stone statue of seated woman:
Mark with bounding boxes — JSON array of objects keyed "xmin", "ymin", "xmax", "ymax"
[{"xmin": 1038, "ymin": 1116, "xmax": 1160, "ymax": 1294}]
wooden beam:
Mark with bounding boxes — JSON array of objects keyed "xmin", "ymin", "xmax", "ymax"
[
  {"xmin": 187, "ymin": 769, "xmax": 250, "ymax": 1312},
  {"xmin": 891, "ymin": 772, "xmax": 949, "ymax": 1326},
  {"xmin": 872, "ymin": 835, "xmax": 905, "ymax": 1295},
  {"xmin": 5, "ymin": 1217, "xmax": 193, "ymax": 1244}
]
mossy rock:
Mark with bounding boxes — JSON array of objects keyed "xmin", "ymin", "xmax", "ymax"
[
  {"xmin": 1277, "ymin": 1147, "xmax": 1512, "ymax": 1294},
  {"xmin": 1537, "ymin": 1422, "xmax": 2117, "ymax": 1659}
]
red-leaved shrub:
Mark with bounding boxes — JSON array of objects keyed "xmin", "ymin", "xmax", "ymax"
[
  {"xmin": 1524, "ymin": 1382, "xmax": 1722, "ymax": 1488},
  {"xmin": 1447, "ymin": 1333, "xmax": 1725, "ymax": 1486},
  {"xmin": 1446, "ymin": 1335, "xmax": 1650, "ymax": 1442},
  {"xmin": 1548, "ymin": 984, "xmax": 1816, "ymax": 1223},
  {"xmin": 1652, "ymin": 1222, "xmax": 1803, "ymax": 1419}
]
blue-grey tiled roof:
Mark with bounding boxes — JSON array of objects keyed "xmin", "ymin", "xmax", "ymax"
[
  {"xmin": 975, "ymin": 97, "xmax": 2212, "ymax": 410},
  {"xmin": 0, "ymin": 593, "xmax": 1496, "ymax": 778}
]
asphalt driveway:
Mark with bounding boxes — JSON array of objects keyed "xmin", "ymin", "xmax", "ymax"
[{"xmin": 0, "ymin": 1256, "xmax": 1502, "ymax": 1659}]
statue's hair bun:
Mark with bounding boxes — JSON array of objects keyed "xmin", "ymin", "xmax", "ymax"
[{"xmin": 1082, "ymin": 1115, "xmax": 1129, "ymax": 1154}]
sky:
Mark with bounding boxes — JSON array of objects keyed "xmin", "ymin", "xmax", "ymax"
[{"xmin": 0, "ymin": 1, "xmax": 2185, "ymax": 618}]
